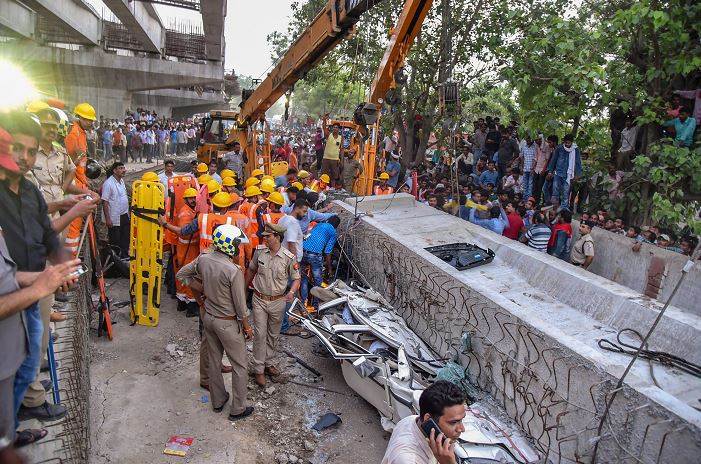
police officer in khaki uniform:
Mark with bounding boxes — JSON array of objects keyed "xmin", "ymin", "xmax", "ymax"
[
  {"xmin": 245, "ymin": 223, "xmax": 301, "ymax": 386},
  {"xmin": 177, "ymin": 224, "xmax": 255, "ymax": 421}
]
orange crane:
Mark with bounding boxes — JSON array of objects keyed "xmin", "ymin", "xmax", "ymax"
[
  {"xmin": 334, "ymin": 0, "xmax": 435, "ymax": 194},
  {"xmin": 224, "ymin": 0, "xmax": 385, "ymax": 175}
]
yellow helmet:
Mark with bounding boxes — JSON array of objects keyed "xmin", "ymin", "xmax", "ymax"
[
  {"xmin": 297, "ymin": 170, "xmax": 310, "ymax": 179},
  {"xmin": 379, "ymin": 172, "xmax": 390, "ymax": 180},
  {"xmin": 197, "ymin": 174, "xmax": 212, "ymax": 185},
  {"xmin": 207, "ymin": 179, "xmax": 221, "ymax": 195},
  {"xmin": 244, "ymin": 177, "xmax": 260, "ymax": 188},
  {"xmin": 196, "ymin": 162, "xmax": 208, "ymax": 173},
  {"xmin": 183, "ymin": 187, "xmax": 198, "ymax": 199},
  {"xmin": 244, "ymin": 185, "xmax": 262, "ymax": 197},
  {"xmin": 251, "ymin": 168, "xmax": 265, "ymax": 177},
  {"xmin": 222, "ymin": 176, "xmax": 236, "ymax": 187},
  {"xmin": 267, "ymin": 191, "xmax": 285, "ymax": 206},
  {"xmin": 73, "ymin": 102, "xmax": 96, "ymax": 121},
  {"xmin": 221, "ymin": 169, "xmax": 235, "ymax": 178},
  {"xmin": 319, "ymin": 174, "xmax": 330, "ymax": 184},
  {"xmin": 211, "ymin": 191, "xmax": 233, "ymax": 208},
  {"xmin": 260, "ymin": 178, "xmax": 276, "ymax": 193},
  {"xmin": 26, "ymin": 100, "xmax": 50, "ymax": 114},
  {"xmin": 142, "ymin": 172, "xmax": 159, "ymax": 182},
  {"xmin": 261, "ymin": 174, "xmax": 274, "ymax": 182},
  {"xmin": 291, "ymin": 182, "xmax": 304, "ymax": 190}
]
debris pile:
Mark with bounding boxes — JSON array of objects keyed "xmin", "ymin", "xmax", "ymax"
[{"xmin": 291, "ymin": 280, "xmax": 541, "ymax": 463}]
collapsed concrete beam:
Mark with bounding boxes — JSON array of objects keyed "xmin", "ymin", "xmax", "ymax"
[
  {"xmin": 22, "ymin": 0, "xmax": 100, "ymax": 45},
  {"xmin": 102, "ymin": 0, "xmax": 164, "ymax": 54},
  {"xmin": 200, "ymin": 0, "xmax": 225, "ymax": 61},
  {"xmin": 0, "ymin": 0, "xmax": 36, "ymax": 39}
]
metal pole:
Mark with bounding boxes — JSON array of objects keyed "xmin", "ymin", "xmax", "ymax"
[{"xmin": 590, "ymin": 258, "xmax": 697, "ymax": 462}]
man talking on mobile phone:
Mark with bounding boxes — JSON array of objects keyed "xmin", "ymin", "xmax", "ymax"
[{"xmin": 382, "ymin": 381, "xmax": 467, "ymax": 464}]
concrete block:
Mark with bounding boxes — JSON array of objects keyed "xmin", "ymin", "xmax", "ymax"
[{"xmin": 333, "ymin": 199, "xmax": 701, "ymax": 463}]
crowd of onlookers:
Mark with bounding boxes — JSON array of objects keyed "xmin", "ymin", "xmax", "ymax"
[{"xmin": 86, "ymin": 107, "xmax": 202, "ymax": 164}]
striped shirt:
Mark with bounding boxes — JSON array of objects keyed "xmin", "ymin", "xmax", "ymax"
[
  {"xmin": 524, "ymin": 223, "xmax": 551, "ymax": 252},
  {"xmin": 522, "ymin": 143, "xmax": 537, "ymax": 172}
]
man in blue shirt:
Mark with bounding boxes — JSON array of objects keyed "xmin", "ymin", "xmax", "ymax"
[
  {"xmin": 300, "ymin": 216, "xmax": 340, "ymax": 310},
  {"xmin": 385, "ymin": 153, "xmax": 402, "ymax": 189},
  {"xmin": 102, "ymin": 126, "xmax": 113, "ymax": 161},
  {"xmin": 546, "ymin": 134, "xmax": 582, "ymax": 208},
  {"xmin": 479, "ymin": 161, "xmax": 498, "ymax": 187},
  {"xmin": 469, "ymin": 205, "xmax": 508, "ymax": 235},
  {"xmin": 665, "ymin": 107, "xmax": 696, "ymax": 147},
  {"xmin": 280, "ymin": 203, "xmax": 336, "ymax": 234}
]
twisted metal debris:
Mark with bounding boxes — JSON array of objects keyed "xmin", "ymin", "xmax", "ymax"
[{"xmin": 338, "ymin": 213, "xmax": 700, "ymax": 464}]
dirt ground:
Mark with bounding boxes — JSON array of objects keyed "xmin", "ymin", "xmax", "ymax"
[{"xmin": 89, "ymin": 278, "xmax": 389, "ymax": 464}]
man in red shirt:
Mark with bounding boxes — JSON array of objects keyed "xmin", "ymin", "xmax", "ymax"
[{"xmin": 502, "ymin": 201, "xmax": 524, "ymax": 240}]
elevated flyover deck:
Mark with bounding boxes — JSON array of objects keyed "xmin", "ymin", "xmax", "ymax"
[{"xmin": 333, "ymin": 194, "xmax": 701, "ymax": 464}]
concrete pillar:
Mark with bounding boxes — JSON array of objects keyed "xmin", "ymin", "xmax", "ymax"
[
  {"xmin": 0, "ymin": 0, "xmax": 36, "ymax": 39},
  {"xmin": 200, "ymin": 0, "xmax": 225, "ymax": 61}
]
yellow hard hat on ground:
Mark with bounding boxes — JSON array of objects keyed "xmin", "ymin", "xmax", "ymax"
[
  {"xmin": 291, "ymin": 182, "xmax": 304, "ymax": 190},
  {"xmin": 319, "ymin": 174, "xmax": 330, "ymax": 184},
  {"xmin": 211, "ymin": 191, "xmax": 233, "ymax": 208},
  {"xmin": 222, "ymin": 176, "xmax": 236, "ymax": 187},
  {"xmin": 244, "ymin": 185, "xmax": 262, "ymax": 197},
  {"xmin": 221, "ymin": 169, "xmax": 235, "ymax": 178},
  {"xmin": 197, "ymin": 174, "xmax": 212, "ymax": 185},
  {"xmin": 183, "ymin": 187, "xmax": 198, "ymax": 198},
  {"xmin": 142, "ymin": 172, "xmax": 159, "ymax": 182},
  {"xmin": 379, "ymin": 172, "xmax": 390, "ymax": 180},
  {"xmin": 260, "ymin": 178, "xmax": 275, "ymax": 193},
  {"xmin": 244, "ymin": 177, "xmax": 260, "ymax": 188},
  {"xmin": 207, "ymin": 179, "xmax": 221, "ymax": 195},
  {"xmin": 297, "ymin": 170, "xmax": 310, "ymax": 179},
  {"xmin": 251, "ymin": 168, "xmax": 265, "ymax": 177},
  {"xmin": 73, "ymin": 102, "xmax": 96, "ymax": 121},
  {"xmin": 196, "ymin": 162, "xmax": 208, "ymax": 173},
  {"xmin": 267, "ymin": 191, "xmax": 285, "ymax": 206},
  {"xmin": 26, "ymin": 100, "xmax": 49, "ymax": 114}
]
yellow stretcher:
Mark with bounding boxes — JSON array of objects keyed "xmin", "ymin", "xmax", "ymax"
[{"xmin": 129, "ymin": 179, "xmax": 165, "ymax": 327}]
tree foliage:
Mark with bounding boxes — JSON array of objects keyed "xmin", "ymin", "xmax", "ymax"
[{"xmin": 267, "ymin": 0, "xmax": 700, "ymax": 230}]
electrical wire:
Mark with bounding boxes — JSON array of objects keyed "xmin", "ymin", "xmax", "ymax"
[{"xmin": 598, "ymin": 328, "xmax": 701, "ymax": 379}]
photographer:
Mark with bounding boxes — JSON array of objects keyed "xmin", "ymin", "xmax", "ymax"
[{"xmin": 382, "ymin": 381, "xmax": 467, "ymax": 464}]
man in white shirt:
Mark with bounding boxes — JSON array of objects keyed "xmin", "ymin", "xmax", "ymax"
[
  {"xmin": 158, "ymin": 159, "xmax": 175, "ymax": 190},
  {"xmin": 101, "ymin": 162, "xmax": 130, "ymax": 257},
  {"xmin": 277, "ymin": 198, "xmax": 308, "ymax": 262},
  {"xmin": 382, "ymin": 381, "xmax": 466, "ymax": 464}
]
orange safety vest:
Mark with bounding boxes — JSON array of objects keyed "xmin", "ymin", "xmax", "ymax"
[
  {"xmin": 247, "ymin": 201, "xmax": 272, "ymax": 249},
  {"xmin": 165, "ymin": 175, "xmax": 197, "ymax": 246},
  {"xmin": 199, "ymin": 213, "xmax": 233, "ymax": 251},
  {"xmin": 268, "ymin": 211, "xmax": 284, "ymax": 224},
  {"xmin": 64, "ymin": 121, "xmax": 88, "ymax": 257},
  {"xmin": 174, "ymin": 205, "xmax": 199, "ymax": 303},
  {"xmin": 374, "ymin": 185, "xmax": 394, "ymax": 196},
  {"xmin": 225, "ymin": 210, "xmax": 252, "ymax": 266}
]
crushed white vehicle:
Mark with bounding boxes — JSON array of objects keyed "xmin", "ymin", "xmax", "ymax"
[{"xmin": 289, "ymin": 281, "xmax": 541, "ymax": 464}]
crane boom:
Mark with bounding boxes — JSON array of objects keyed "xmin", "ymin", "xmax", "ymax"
[
  {"xmin": 368, "ymin": 0, "xmax": 433, "ymax": 105},
  {"xmin": 238, "ymin": 0, "xmax": 385, "ymax": 125}
]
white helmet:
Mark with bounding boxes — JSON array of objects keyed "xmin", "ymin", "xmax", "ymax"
[{"xmin": 212, "ymin": 224, "xmax": 249, "ymax": 256}]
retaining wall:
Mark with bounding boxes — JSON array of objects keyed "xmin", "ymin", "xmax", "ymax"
[{"xmin": 334, "ymin": 194, "xmax": 701, "ymax": 464}]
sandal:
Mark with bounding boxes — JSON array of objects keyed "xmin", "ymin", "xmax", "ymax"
[{"xmin": 14, "ymin": 428, "xmax": 48, "ymax": 448}]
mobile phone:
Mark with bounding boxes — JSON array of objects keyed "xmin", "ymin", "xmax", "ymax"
[
  {"xmin": 421, "ymin": 418, "xmax": 443, "ymax": 439},
  {"xmin": 69, "ymin": 266, "xmax": 88, "ymax": 279}
]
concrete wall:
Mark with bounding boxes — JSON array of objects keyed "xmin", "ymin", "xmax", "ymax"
[
  {"xmin": 570, "ymin": 223, "xmax": 700, "ymax": 317},
  {"xmin": 333, "ymin": 195, "xmax": 701, "ymax": 464}
]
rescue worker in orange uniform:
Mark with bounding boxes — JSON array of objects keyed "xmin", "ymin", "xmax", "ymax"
[
  {"xmin": 374, "ymin": 172, "xmax": 394, "ymax": 196},
  {"xmin": 266, "ymin": 192, "xmax": 286, "ymax": 224},
  {"xmin": 309, "ymin": 173, "xmax": 330, "ymax": 193},
  {"xmin": 247, "ymin": 179, "xmax": 274, "ymax": 249},
  {"xmin": 160, "ymin": 187, "xmax": 200, "ymax": 314},
  {"xmin": 239, "ymin": 182, "xmax": 261, "ymax": 218},
  {"xmin": 297, "ymin": 170, "xmax": 312, "ymax": 191},
  {"xmin": 63, "ymin": 102, "xmax": 100, "ymax": 256}
]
